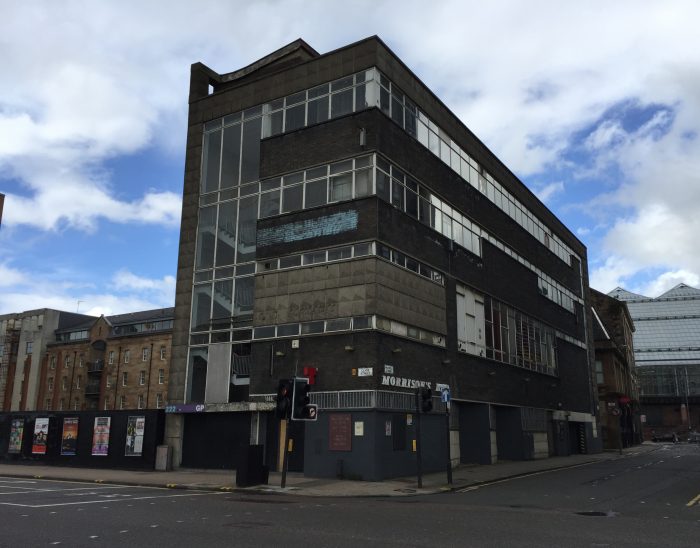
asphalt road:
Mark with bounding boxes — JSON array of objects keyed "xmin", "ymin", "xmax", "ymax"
[{"xmin": 1, "ymin": 443, "xmax": 699, "ymax": 547}]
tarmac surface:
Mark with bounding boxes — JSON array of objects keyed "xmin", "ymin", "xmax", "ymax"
[{"xmin": 0, "ymin": 443, "xmax": 660, "ymax": 498}]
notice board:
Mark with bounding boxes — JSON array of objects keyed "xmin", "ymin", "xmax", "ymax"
[{"xmin": 329, "ymin": 413, "xmax": 352, "ymax": 451}]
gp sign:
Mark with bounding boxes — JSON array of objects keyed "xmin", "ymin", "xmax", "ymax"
[{"xmin": 165, "ymin": 403, "xmax": 205, "ymax": 413}]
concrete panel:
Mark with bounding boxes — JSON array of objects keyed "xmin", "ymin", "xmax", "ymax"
[{"xmin": 205, "ymin": 343, "xmax": 231, "ymax": 404}]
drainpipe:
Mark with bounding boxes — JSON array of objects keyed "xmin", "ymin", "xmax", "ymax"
[
  {"xmin": 68, "ymin": 350, "xmax": 77, "ymax": 410},
  {"xmin": 113, "ymin": 346, "xmax": 122, "ymax": 410},
  {"xmin": 146, "ymin": 342, "xmax": 154, "ymax": 408}
]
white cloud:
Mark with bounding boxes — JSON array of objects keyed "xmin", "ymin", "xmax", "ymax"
[
  {"xmin": 534, "ymin": 181, "xmax": 564, "ymax": 204},
  {"xmin": 0, "ymin": 268, "xmax": 174, "ymax": 316},
  {"xmin": 639, "ymin": 270, "xmax": 700, "ymax": 298}
]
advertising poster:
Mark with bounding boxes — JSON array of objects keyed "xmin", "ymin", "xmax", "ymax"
[
  {"xmin": 91, "ymin": 417, "xmax": 111, "ymax": 456},
  {"xmin": 125, "ymin": 416, "xmax": 145, "ymax": 457},
  {"xmin": 32, "ymin": 418, "xmax": 49, "ymax": 455},
  {"xmin": 8, "ymin": 418, "xmax": 24, "ymax": 454},
  {"xmin": 60, "ymin": 417, "xmax": 79, "ymax": 456}
]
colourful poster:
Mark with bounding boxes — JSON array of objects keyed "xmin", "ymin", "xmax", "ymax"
[
  {"xmin": 60, "ymin": 417, "xmax": 79, "ymax": 456},
  {"xmin": 32, "ymin": 418, "xmax": 49, "ymax": 455},
  {"xmin": 125, "ymin": 416, "xmax": 145, "ymax": 456},
  {"xmin": 8, "ymin": 418, "xmax": 24, "ymax": 454},
  {"xmin": 91, "ymin": 417, "xmax": 111, "ymax": 456}
]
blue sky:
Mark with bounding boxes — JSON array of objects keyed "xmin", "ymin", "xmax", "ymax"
[{"xmin": 1, "ymin": 0, "xmax": 699, "ymax": 315}]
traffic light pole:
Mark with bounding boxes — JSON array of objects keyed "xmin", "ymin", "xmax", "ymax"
[
  {"xmin": 415, "ymin": 390, "xmax": 423, "ymax": 489},
  {"xmin": 280, "ymin": 417, "xmax": 290, "ymax": 488}
]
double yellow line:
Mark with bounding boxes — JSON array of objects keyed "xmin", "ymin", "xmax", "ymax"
[{"xmin": 686, "ymin": 493, "xmax": 700, "ymax": 507}]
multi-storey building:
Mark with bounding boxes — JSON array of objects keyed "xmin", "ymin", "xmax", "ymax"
[
  {"xmin": 590, "ymin": 289, "xmax": 640, "ymax": 449},
  {"xmin": 37, "ymin": 308, "xmax": 173, "ymax": 412},
  {"xmin": 609, "ymin": 284, "xmax": 700, "ymax": 437},
  {"xmin": 0, "ymin": 309, "xmax": 92, "ymax": 412},
  {"xmin": 167, "ymin": 37, "xmax": 599, "ymax": 479}
]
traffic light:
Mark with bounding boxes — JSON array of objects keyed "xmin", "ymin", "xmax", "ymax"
[
  {"xmin": 419, "ymin": 387, "xmax": 433, "ymax": 413},
  {"xmin": 292, "ymin": 377, "xmax": 318, "ymax": 421},
  {"xmin": 276, "ymin": 379, "xmax": 293, "ymax": 419}
]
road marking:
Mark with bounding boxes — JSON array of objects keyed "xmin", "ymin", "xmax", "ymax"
[
  {"xmin": 0, "ymin": 491, "xmax": 225, "ymax": 508},
  {"xmin": 0, "ymin": 486, "xmax": 132, "ymax": 496},
  {"xmin": 686, "ymin": 493, "xmax": 700, "ymax": 507},
  {"xmin": 455, "ymin": 461, "xmax": 598, "ymax": 493}
]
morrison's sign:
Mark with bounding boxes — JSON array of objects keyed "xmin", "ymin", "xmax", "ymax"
[{"xmin": 380, "ymin": 374, "xmax": 450, "ymax": 394}]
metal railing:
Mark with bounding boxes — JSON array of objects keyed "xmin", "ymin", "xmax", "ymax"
[{"xmin": 250, "ymin": 389, "xmax": 445, "ymax": 412}]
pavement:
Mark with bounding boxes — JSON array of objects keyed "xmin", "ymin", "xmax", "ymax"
[{"xmin": 0, "ymin": 443, "xmax": 661, "ymax": 498}]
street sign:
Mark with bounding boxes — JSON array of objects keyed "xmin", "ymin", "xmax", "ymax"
[{"xmin": 441, "ymin": 388, "xmax": 451, "ymax": 403}]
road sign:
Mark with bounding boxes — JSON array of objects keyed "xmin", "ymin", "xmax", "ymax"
[{"xmin": 441, "ymin": 388, "xmax": 451, "ymax": 403}]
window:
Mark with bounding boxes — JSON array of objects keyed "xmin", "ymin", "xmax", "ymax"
[
  {"xmin": 104, "ymin": 398, "xmax": 110, "ymax": 411},
  {"xmin": 139, "ymin": 370, "xmax": 146, "ymax": 385},
  {"xmin": 142, "ymin": 347, "xmax": 149, "ymax": 362},
  {"xmin": 106, "ymin": 376, "xmax": 111, "ymax": 388},
  {"xmin": 59, "ymin": 399, "xmax": 65, "ymax": 411},
  {"xmin": 596, "ymin": 360, "xmax": 604, "ymax": 385},
  {"xmin": 73, "ymin": 399, "xmax": 80, "ymax": 411},
  {"xmin": 158, "ymin": 369, "xmax": 165, "ymax": 385},
  {"xmin": 119, "ymin": 395, "xmax": 126, "ymax": 410},
  {"xmin": 108, "ymin": 351, "xmax": 114, "ymax": 364},
  {"xmin": 156, "ymin": 393, "xmax": 164, "ymax": 409},
  {"xmin": 62, "ymin": 377, "xmax": 67, "ymax": 391},
  {"xmin": 122, "ymin": 372, "xmax": 128, "ymax": 387},
  {"xmin": 124, "ymin": 349, "xmax": 130, "ymax": 363},
  {"xmin": 65, "ymin": 356, "xmax": 71, "ymax": 367},
  {"xmin": 48, "ymin": 377, "xmax": 54, "ymax": 391},
  {"xmin": 78, "ymin": 355, "xmax": 84, "ymax": 367},
  {"xmin": 137, "ymin": 394, "xmax": 145, "ymax": 409},
  {"xmin": 160, "ymin": 346, "xmax": 166, "ymax": 360},
  {"xmin": 76, "ymin": 375, "xmax": 82, "ymax": 389},
  {"xmin": 26, "ymin": 341, "xmax": 33, "ymax": 354},
  {"xmin": 45, "ymin": 398, "xmax": 52, "ymax": 410}
]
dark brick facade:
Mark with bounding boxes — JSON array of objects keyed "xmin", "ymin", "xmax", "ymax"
[{"xmin": 169, "ymin": 37, "xmax": 600, "ymax": 476}]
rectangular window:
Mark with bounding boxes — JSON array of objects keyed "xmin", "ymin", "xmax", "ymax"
[
  {"xmin": 45, "ymin": 398, "xmax": 52, "ymax": 410},
  {"xmin": 139, "ymin": 371, "xmax": 146, "ymax": 385},
  {"xmin": 142, "ymin": 347, "xmax": 149, "ymax": 362},
  {"xmin": 50, "ymin": 355, "xmax": 56, "ymax": 369},
  {"xmin": 119, "ymin": 396, "xmax": 126, "ymax": 410},
  {"xmin": 106, "ymin": 376, "xmax": 111, "ymax": 388},
  {"xmin": 73, "ymin": 399, "xmax": 80, "ymax": 411},
  {"xmin": 160, "ymin": 346, "xmax": 166, "ymax": 360},
  {"xmin": 108, "ymin": 350, "xmax": 114, "ymax": 364},
  {"xmin": 65, "ymin": 356, "xmax": 71, "ymax": 367},
  {"xmin": 104, "ymin": 398, "xmax": 110, "ymax": 411},
  {"xmin": 48, "ymin": 377, "xmax": 54, "ymax": 391},
  {"xmin": 76, "ymin": 375, "xmax": 82, "ymax": 389},
  {"xmin": 122, "ymin": 372, "xmax": 128, "ymax": 387},
  {"xmin": 158, "ymin": 369, "xmax": 165, "ymax": 384},
  {"xmin": 62, "ymin": 377, "xmax": 67, "ymax": 391},
  {"xmin": 595, "ymin": 360, "xmax": 604, "ymax": 385},
  {"xmin": 59, "ymin": 399, "xmax": 65, "ymax": 411},
  {"xmin": 26, "ymin": 341, "xmax": 33, "ymax": 354},
  {"xmin": 124, "ymin": 350, "xmax": 130, "ymax": 363},
  {"xmin": 78, "ymin": 355, "xmax": 84, "ymax": 367},
  {"xmin": 156, "ymin": 393, "xmax": 164, "ymax": 409},
  {"xmin": 138, "ymin": 394, "xmax": 145, "ymax": 409}
]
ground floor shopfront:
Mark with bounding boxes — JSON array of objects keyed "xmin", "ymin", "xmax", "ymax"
[{"xmin": 164, "ymin": 391, "xmax": 600, "ymax": 481}]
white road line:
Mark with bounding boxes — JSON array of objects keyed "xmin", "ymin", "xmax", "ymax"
[
  {"xmin": 0, "ymin": 491, "xmax": 225, "ymax": 508},
  {"xmin": 0, "ymin": 486, "xmax": 132, "ymax": 496}
]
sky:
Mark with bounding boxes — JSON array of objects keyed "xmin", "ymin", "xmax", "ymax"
[{"xmin": 1, "ymin": 0, "xmax": 699, "ymax": 316}]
